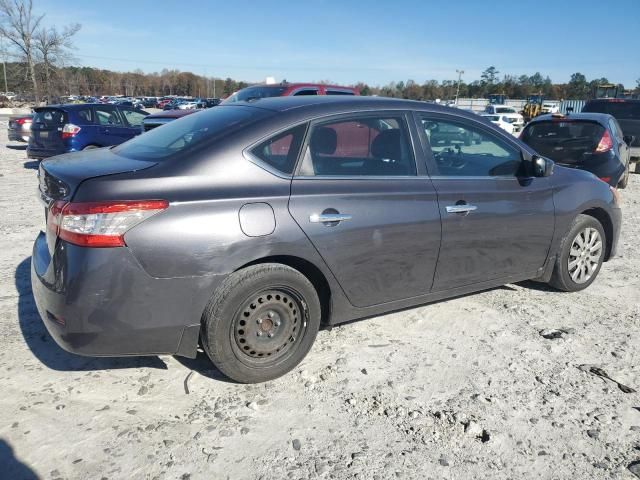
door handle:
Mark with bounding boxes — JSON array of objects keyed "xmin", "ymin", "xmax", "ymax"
[
  {"xmin": 446, "ymin": 204, "xmax": 478, "ymax": 214},
  {"xmin": 309, "ymin": 213, "xmax": 352, "ymax": 224}
]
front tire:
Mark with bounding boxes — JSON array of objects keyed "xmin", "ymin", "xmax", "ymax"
[
  {"xmin": 549, "ymin": 214, "xmax": 606, "ymax": 292},
  {"xmin": 201, "ymin": 264, "xmax": 321, "ymax": 383}
]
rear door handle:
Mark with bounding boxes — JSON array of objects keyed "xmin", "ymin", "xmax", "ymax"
[
  {"xmin": 309, "ymin": 213, "xmax": 352, "ymax": 224},
  {"xmin": 446, "ymin": 204, "xmax": 478, "ymax": 214}
]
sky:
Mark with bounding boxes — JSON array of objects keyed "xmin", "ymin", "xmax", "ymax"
[{"xmin": 36, "ymin": 0, "xmax": 640, "ymax": 87}]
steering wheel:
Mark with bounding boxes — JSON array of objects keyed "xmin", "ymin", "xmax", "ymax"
[{"xmin": 434, "ymin": 146, "xmax": 466, "ymax": 169}]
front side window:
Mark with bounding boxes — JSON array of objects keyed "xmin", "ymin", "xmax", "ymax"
[
  {"xmin": 299, "ymin": 115, "xmax": 416, "ymax": 176},
  {"xmin": 250, "ymin": 124, "xmax": 307, "ymax": 174},
  {"xmin": 420, "ymin": 116, "xmax": 522, "ymax": 177}
]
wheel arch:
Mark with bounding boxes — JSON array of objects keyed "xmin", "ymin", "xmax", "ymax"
[
  {"xmin": 581, "ymin": 207, "xmax": 613, "ymax": 261},
  {"xmin": 236, "ymin": 255, "xmax": 332, "ymax": 325}
]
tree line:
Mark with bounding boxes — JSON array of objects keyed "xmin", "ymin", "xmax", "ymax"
[{"xmin": 0, "ymin": 1, "xmax": 637, "ymax": 102}]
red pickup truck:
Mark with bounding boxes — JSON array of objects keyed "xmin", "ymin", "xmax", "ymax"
[{"xmin": 222, "ymin": 82, "xmax": 359, "ymax": 103}]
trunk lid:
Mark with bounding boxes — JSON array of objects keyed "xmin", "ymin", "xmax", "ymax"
[
  {"xmin": 521, "ymin": 120, "xmax": 605, "ymax": 165},
  {"xmin": 39, "ymin": 148, "xmax": 158, "ymax": 255},
  {"xmin": 31, "ymin": 107, "xmax": 66, "ymax": 151}
]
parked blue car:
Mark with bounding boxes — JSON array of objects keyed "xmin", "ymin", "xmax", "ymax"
[{"xmin": 27, "ymin": 103, "xmax": 149, "ymax": 159}]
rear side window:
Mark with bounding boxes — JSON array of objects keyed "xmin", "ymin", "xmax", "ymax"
[
  {"xmin": 120, "ymin": 108, "xmax": 146, "ymax": 127},
  {"xmin": 76, "ymin": 108, "xmax": 93, "ymax": 123},
  {"xmin": 250, "ymin": 124, "xmax": 307, "ymax": 174},
  {"xmin": 298, "ymin": 115, "xmax": 417, "ymax": 176},
  {"xmin": 325, "ymin": 90, "xmax": 355, "ymax": 96},
  {"xmin": 33, "ymin": 109, "xmax": 65, "ymax": 127},
  {"xmin": 95, "ymin": 107, "xmax": 123, "ymax": 126},
  {"xmin": 293, "ymin": 89, "xmax": 318, "ymax": 96}
]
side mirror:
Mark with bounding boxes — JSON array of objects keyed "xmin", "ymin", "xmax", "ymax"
[
  {"xmin": 623, "ymin": 135, "xmax": 635, "ymax": 146},
  {"xmin": 533, "ymin": 155, "xmax": 554, "ymax": 177}
]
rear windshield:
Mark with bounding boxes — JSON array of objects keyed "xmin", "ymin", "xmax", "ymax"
[
  {"xmin": 113, "ymin": 106, "xmax": 267, "ymax": 161},
  {"xmin": 521, "ymin": 120, "xmax": 605, "ymax": 164},
  {"xmin": 222, "ymin": 86, "xmax": 287, "ymax": 104},
  {"xmin": 583, "ymin": 101, "xmax": 640, "ymax": 119},
  {"xmin": 33, "ymin": 108, "xmax": 66, "ymax": 127},
  {"xmin": 495, "ymin": 107, "xmax": 516, "ymax": 113}
]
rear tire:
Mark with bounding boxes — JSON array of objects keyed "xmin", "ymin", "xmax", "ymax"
[
  {"xmin": 548, "ymin": 214, "xmax": 606, "ymax": 292},
  {"xmin": 201, "ymin": 263, "xmax": 321, "ymax": 383},
  {"xmin": 618, "ymin": 161, "xmax": 630, "ymax": 189}
]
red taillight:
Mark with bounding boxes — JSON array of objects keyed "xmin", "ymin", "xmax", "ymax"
[
  {"xmin": 599, "ymin": 177, "xmax": 611, "ymax": 184},
  {"xmin": 15, "ymin": 117, "xmax": 32, "ymax": 125},
  {"xmin": 61, "ymin": 123, "xmax": 81, "ymax": 139},
  {"xmin": 48, "ymin": 200, "xmax": 168, "ymax": 248},
  {"xmin": 594, "ymin": 130, "xmax": 613, "ymax": 153}
]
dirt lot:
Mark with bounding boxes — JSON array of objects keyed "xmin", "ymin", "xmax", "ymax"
[{"xmin": 0, "ymin": 120, "xmax": 639, "ymax": 480}]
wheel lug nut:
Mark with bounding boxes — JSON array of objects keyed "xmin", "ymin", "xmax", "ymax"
[
  {"xmin": 268, "ymin": 311, "xmax": 274, "ymax": 318},
  {"xmin": 257, "ymin": 331, "xmax": 263, "ymax": 337},
  {"xmin": 268, "ymin": 333, "xmax": 273, "ymax": 338},
  {"xmin": 275, "ymin": 320, "xmax": 281, "ymax": 327},
  {"xmin": 257, "ymin": 318, "xmax": 263, "ymax": 324}
]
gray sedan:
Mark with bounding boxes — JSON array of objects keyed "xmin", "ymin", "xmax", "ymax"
[{"xmin": 31, "ymin": 96, "xmax": 621, "ymax": 383}]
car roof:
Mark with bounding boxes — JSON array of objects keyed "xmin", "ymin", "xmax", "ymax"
[
  {"xmin": 529, "ymin": 112, "xmax": 612, "ymax": 125},
  {"xmin": 219, "ymin": 95, "xmax": 481, "ymax": 120}
]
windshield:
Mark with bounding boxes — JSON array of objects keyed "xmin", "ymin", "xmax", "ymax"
[
  {"xmin": 583, "ymin": 101, "xmax": 640, "ymax": 120},
  {"xmin": 495, "ymin": 107, "xmax": 516, "ymax": 113},
  {"xmin": 521, "ymin": 120, "xmax": 605, "ymax": 164},
  {"xmin": 113, "ymin": 106, "xmax": 267, "ymax": 161},
  {"xmin": 222, "ymin": 86, "xmax": 287, "ymax": 104}
]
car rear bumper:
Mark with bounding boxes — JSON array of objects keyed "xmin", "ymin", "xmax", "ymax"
[
  {"xmin": 609, "ymin": 206, "xmax": 622, "ymax": 259},
  {"xmin": 30, "ymin": 231, "xmax": 222, "ymax": 358},
  {"xmin": 8, "ymin": 129, "xmax": 29, "ymax": 142},
  {"xmin": 27, "ymin": 147, "xmax": 64, "ymax": 159}
]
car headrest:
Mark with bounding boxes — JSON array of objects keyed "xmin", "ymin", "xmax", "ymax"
[
  {"xmin": 310, "ymin": 127, "xmax": 337, "ymax": 155},
  {"xmin": 371, "ymin": 129, "xmax": 402, "ymax": 160}
]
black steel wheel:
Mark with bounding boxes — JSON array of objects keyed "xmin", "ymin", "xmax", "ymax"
[{"xmin": 201, "ymin": 264, "xmax": 321, "ymax": 383}]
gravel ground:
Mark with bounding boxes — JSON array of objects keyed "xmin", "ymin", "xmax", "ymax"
[{"xmin": 0, "ymin": 120, "xmax": 639, "ymax": 480}]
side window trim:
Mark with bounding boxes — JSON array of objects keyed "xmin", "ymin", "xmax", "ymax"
[
  {"xmin": 293, "ymin": 110, "xmax": 420, "ymax": 179},
  {"xmin": 414, "ymin": 111, "xmax": 525, "ymax": 179}
]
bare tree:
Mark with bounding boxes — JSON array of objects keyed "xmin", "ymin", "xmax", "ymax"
[
  {"xmin": 0, "ymin": 0, "xmax": 43, "ymax": 99},
  {"xmin": 34, "ymin": 23, "xmax": 80, "ymax": 102}
]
